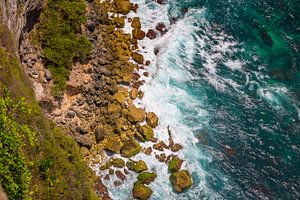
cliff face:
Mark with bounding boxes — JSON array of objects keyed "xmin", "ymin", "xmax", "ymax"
[{"xmin": 0, "ymin": 0, "xmax": 43, "ymax": 46}]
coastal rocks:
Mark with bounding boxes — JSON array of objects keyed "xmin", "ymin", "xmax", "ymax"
[
  {"xmin": 127, "ymin": 106, "xmax": 145, "ymax": 123},
  {"xmin": 105, "ymin": 136, "xmax": 123, "ymax": 153},
  {"xmin": 74, "ymin": 134, "xmax": 94, "ymax": 148},
  {"xmin": 108, "ymin": 102, "xmax": 122, "ymax": 113},
  {"xmin": 146, "ymin": 112, "xmax": 159, "ymax": 128},
  {"xmin": 132, "ymin": 29, "xmax": 146, "ymax": 40},
  {"xmin": 132, "ymin": 182, "xmax": 152, "ymax": 200},
  {"xmin": 132, "ymin": 52, "xmax": 144, "ymax": 64},
  {"xmin": 137, "ymin": 125, "xmax": 154, "ymax": 141},
  {"xmin": 169, "ymin": 170, "xmax": 192, "ymax": 193},
  {"xmin": 111, "ymin": 158, "xmax": 125, "ymax": 168},
  {"xmin": 115, "ymin": 170, "xmax": 126, "ymax": 181},
  {"xmin": 153, "ymin": 141, "xmax": 168, "ymax": 151},
  {"xmin": 146, "ymin": 29, "xmax": 157, "ymax": 40},
  {"xmin": 115, "ymin": 0, "xmax": 132, "ymax": 15},
  {"xmin": 131, "ymin": 17, "xmax": 141, "ymax": 29},
  {"xmin": 137, "ymin": 172, "xmax": 157, "ymax": 185},
  {"xmin": 156, "ymin": 22, "xmax": 168, "ymax": 35},
  {"xmin": 130, "ymin": 88, "xmax": 138, "ymax": 99},
  {"xmin": 127, "ymin": 160, "xmax": 148, "ymax": 173},
  {"xmin": 168, "ymin": 157, "xmax": 183, "ymax": 173},
  {"xmin": 171, "ymin": 143, "xmax": 183, "ymax": 152},
  {"xmin": 121, "ymin": 138, "xmax": 142, "ymax": 157}
]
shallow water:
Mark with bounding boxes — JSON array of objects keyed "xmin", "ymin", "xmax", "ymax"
[{"xmin": 103, "ymin": 0, "xmax": 300, "ymax": 199}]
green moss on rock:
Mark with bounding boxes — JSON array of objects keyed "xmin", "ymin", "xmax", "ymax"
[
  {"xmin": 137, "ymin": 172, "xmax": 157, "ymax": 185},
  {"xmin": 169, "ymin": 170, "xmax": 192, "ymax": 193},
  {"xmin": 121, "ymin": 138, "xmax": 142, "ymax": 157},
  {"xmin": 132, "ymin": 182, "xmax": 152, "ymax": 200}
]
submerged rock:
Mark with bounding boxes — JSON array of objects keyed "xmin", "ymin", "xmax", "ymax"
[
  {"xmin": 137, "ymin": 172, "xmax": 157, "ymax": 185},
  {"xmin": 132, "ymin": 182, "xmax": 152, "ymax": 200},
  {"xmin": 169, "ymin": 170, "xmax": 192, "ymax": 193},
  {"xmin": 121, "ymin": 138, "xmax": 142, "ymax": 157}
]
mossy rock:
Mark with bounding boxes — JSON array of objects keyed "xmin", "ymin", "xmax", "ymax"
[
  {"xmin": 169, "ymin": 170, "xmax": 192, "ymax": 193},
  {"xmin": 168, "ymin": 157, "xmax": 183, "ymax": 173},
  {"xmin": 132, "ymin": 182, "xmax": 152, "ymax": 200},
  {"xmin": 121, "ymin": 138, "xmax": 142, "ymax": 157},
  {"xmin": 137, "ymin": 172, "xmax": 157, "ymax": 185},
  {"xmin": 138, "ymin": 125, "xmax": 154, "ymax": 141},
  {"xmin": 146, "ymin": 112, "xmax": 159, "ymax": 128},
  {"xmin": 105, "ymin": 136, "xmax": 123, "ymax": 153},
  {"xmin": 127, "ymin": 160, "xmax": 148, "ymax": 173},
  {"xmin": 100, "ymin": 161, "xmax": 112, "ymax": 170},
  {"xmin": 127, "ymin": 106, "xmax": 145, "ymax": 123},
  {"xmin": 111, "ymin": 158, "xmax": 125, "ymax": 168}
]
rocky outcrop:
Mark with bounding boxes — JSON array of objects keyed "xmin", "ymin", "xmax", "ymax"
[{"xmin": 169, "ymin": 170, "xmax": 192, "ymax": 193}]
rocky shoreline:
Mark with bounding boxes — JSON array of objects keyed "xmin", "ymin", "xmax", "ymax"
[{"xmin": 19, "ymin": 0, "xmax": 192, "ymax": 199}]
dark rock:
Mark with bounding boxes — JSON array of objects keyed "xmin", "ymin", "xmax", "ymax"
[
  {"xmin": 132, "ymin": 182, "xmax": 152, "ymax": 200},
  {"xmin": 87, "ymin": 23, "xmax": 96, "ymax": 32},
  {"xmin": 114, "ymin": 180, "xmax": 123, "ymax": 187},
  {"xmin": 115, "ymin": 170, "xmax": 126, "ymax": 181},
  {"xmin": 76, "ymin": 126, "xmax": 88, "ymax": 135},
  {"xmin": 137, "ymin": 172, "xmax": 157, "ymax": 185},
  {"xmin": 95, "ymin": 127, "xmax": 106, "ymax": 143},
  {"xmin": 171, "ymin": 143, "xmax": 183, "ymax": 152},
  {"xmin": 168, "ymin": 157, "xmax": 183, "ymax": 172},
  {"xmin": 169, "ymin": 170, "xmax": 192, "ymax": 193},
  {"xmin": 156, "ymin": 22, "xmax": 168, "ymax": 34},
  {"xmin": 74, "ymin": 134, "xmax": 93, "ymax": 148},
  {"xmin": 67, "ymin": 110, "xmax": 76, "ymax": 118},
  {"xmin": 146, "ymin": 29, "xmax": 157, "ymax": 40}
]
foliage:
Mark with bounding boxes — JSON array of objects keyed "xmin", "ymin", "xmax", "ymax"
[
  {"xmin": 0, "ymin": 89, "xmax": 35, "ymax": 199},
  {"xmin": 37, "ymin": 0, "xmax": 92, "ymax": 96}
]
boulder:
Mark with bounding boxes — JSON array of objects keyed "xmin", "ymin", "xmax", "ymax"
[
  {"xmin": 108, "ymin": 102, "xmax": 122, "ymax": 113},
  {"xmin": 111, "ymin": 158, "xmax": 125, "ymax": 168},
  {"xmin": 130, "ymin": 88, "xmax": 139, "ymax": 99},
  {"xmin": 76, "ymin": 126, "xmax": 88, "ymax": 135},
  {"xmin": 132, "ymin": 29, "xmax": 146, "ymax": 40},
  {"xmin": 132, "ymin": 52, "xmax": 144, "ymax": 64},
  {"xmin": 168, "ymin": 157, "xmax": 183, "ymax": 173},
  {"xmin": 137, "ymin": 172, "xmax": 157, "ymax": 185},
  {"xmin": 146, "ymin": 29, "xmax": 157, "ymax": 40},
  {"xmin": 153, "ymin": 141, "xmax": 168, "ymax": 151},
  {"xmin": 138, "ymin": 125, "xmax": 154, "ymax": 141},
  {"xmin": 115, "ymin": 0, "xmax": 132, "ymax": 15},
  {"xmin": 146, "ymin": 112, "xmax": 159, "ymax": 128},
  {"xmin": 113, "ymin": 92, "xmax": 126, "ymax": 103},
  {"xmin": 156, "ymin": 22, "xmax": 168, "ymax": 34},
  {"xmin": 114, "ymin": 180, "xmax": 123, "ymax": 187},
  {"xmin": 95, "ymin": 127, "xmax": 107, "ymax": 143},
  {"xmin": 105, "ymin": 136, "xmax": 123, "ymax": 153},
  {"xmin": 171, "ymin": 143, "xmax": 183, "ymax": 152},
  {"xmin": 74, "ymin": 134, "xmax": 94, "ymax": 148},
  {"xmin": 131, "ymin": 17, "xmax": 141, "ymax": 29},
  {"xmin": 115, "ymin": 170, "xmax": 126, "ymax": 181},
  {"xmin": 127, "ymin": 160, "xmax": 148, "ymax": 173},
  {"xmin": 113, "ymin": 17, "xmax": 125, "ymax": 28},
  {"xmin": 127, "ymin": 106, "xmax": 145, "ymax": 123},
  {"xmin": 121, "ymin": 138, "xmax": 142, "ymax": 157},
  {"xmin": 169, "ymin": 170, "xmax": 192, "ymax": 193},
  {"xmin": 132, "ymin": 182, "xmax": 152, "ymax": 200}
]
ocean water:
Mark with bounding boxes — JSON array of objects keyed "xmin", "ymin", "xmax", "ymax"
[{"xmin": 103, "ymin": 0, "xmax": 300, "ymax": 199}]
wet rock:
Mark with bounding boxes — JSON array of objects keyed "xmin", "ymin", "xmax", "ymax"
[
  {"xmin": 153, "ymin": 141, "xmax": 168, "ymax": 151},
  {"xmin": 137, "ymin": 172, "xmax": 157, "ymax": 185},
  {"xmin": 169, "ymin": 170, "xmax": 192, "ymax": 193},
  {"xmin": 114, "ymin": 180, "xmax": 123, "ymax": 187},
  {"xmin": 155, "ymin": 0, "xmax": 167, "ymax": 5},
  {"xmin": 132, "ymin": 182, "xmax": 152, "ymax": 200},
  {"xmin": 127, "ymin": 106, "xmax": 145, "ymax": 123},
  {"xmin": 115, "ymin": 170, "xmax": 126, "ymax": 181},
  {"xmin": 144, "ymin": 147, "xmax": 152, "ymax": 155},
  {"xmin": 105, "ymin": 136, "xmax": 123, "ymax": 154},
  {"xmin": 111, "ymin": 158, "xmax": 125, "ymax": 168},
  {"xmin": 143, "ymin": 72, "xmax": 149, "ymax": 77},
  {"xmin": 155, "ymin": 153, "xmax": 166, "ymax": 162},
  {"xmin": 171, "ymin": 143, "xmax": 183, "ymax": 152},
  {"xmin": 109, "ymin": 169, "xmax": 114, "ymax": 175},
  {"xmin": 132, "ymin": 29, "xmax": 146, "ymax": 40},
  {"xmin": 146, "ymin": 29, "xmax": 157, "ymax": 40},
  {"xmin": 156, "ymin": 22, "xmax": 168, "ymax": 34},
  {"xmin": 121, "ymin": 138, "xmax": 142, "ymax": 157},
  {"xmin": 127, "ymin": 160, "xmax": 148, "ymax": 173},
  {"xmin": 261, "ymin": 29, "xmax": 273, "ymax": 46},
  {"xmin": 104, "ymin": 174, "xmax": 110, "ymax": 180},
  {"xmin": 168, "ymin": 157, "xmax": 183, "ymax": 173},
  {"xmin": 131, "ymin": 4, "xmax": 139, "ymax": 12},
  {"xmin": 138, "ymin": 125, "xmax": 154, "ymax": 141},
  {"xmin": 146, "ymin": 112, "xmax": 159, "ymax": 128},
  {"xmin": 132, "ymin": 52, "xmax": 144, "ymax": 64},
  {"xmin": 131, "ymin": 17, "xmax": 141, "ymax": 29}
]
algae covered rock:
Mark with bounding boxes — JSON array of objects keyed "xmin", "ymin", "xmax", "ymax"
[
  {"xmin": 138, "ymin": 125, "xmax": 154, "ymax": 141},
  {"xmin": 132, "ymin": 52, "xmax": 144, "ymax": 64},
  {"xmin": 132, "ymin": 182, "xmax": 152, "ymax": 200},
  {"xmin": 146, "ymin": 112, "xmax": 159, "ymax": 128},
  {"xmin": 121, "ymin": 138, "xmax": 142, "ymax": 157},
  {"xmin": 131, "ymin": 17, "xmax": 141, "ymax": 29},
  {"xmin": 127, "ymin": 106, "xmax": 145, "ymax": 123},
  {"xmin": 171, "ymin": 143, "xmax": 183, "ymax": 152},
  {"xmin": 111, "ymin": 158, "xmax": 125, "ymax": 168},
  {"xmin": 168, "ymin": 157, "xmax": 183, "ymax": 173},
  {"xmin": 137, "ymin": 172, "xmax": 157, "ymax": 185},
  {"xmin": 132, "ymin": 29, "xmax": 146, "ymax": 40},
  {"xmin": 105, "ymin": 136, "xmax": 123, "ymax": 153},
  {"xmin": 127, "ymin": 160, "xmax": 148, "ymax": 173},
  {"xmin": 169, "ymin": 170, "xmax": 192, "ymax": 193}
]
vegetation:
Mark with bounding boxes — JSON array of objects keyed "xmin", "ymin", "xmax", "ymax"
[
  {"xmin": 0, "ymin": 25, "xmax": 98, "ymax": 199},
  {"xmin": 37, "ymin": 0, "xmax": 92, "ymax": 96}
]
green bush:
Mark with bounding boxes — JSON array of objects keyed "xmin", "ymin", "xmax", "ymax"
[{"xmin": 37, "ymin": 0, "xmax": 92, "ymax": 96}]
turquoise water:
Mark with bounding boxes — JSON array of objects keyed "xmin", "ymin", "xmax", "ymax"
[{"xmin": 104, "ymin": 1, "xmax": 300, "ymax": 199}]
